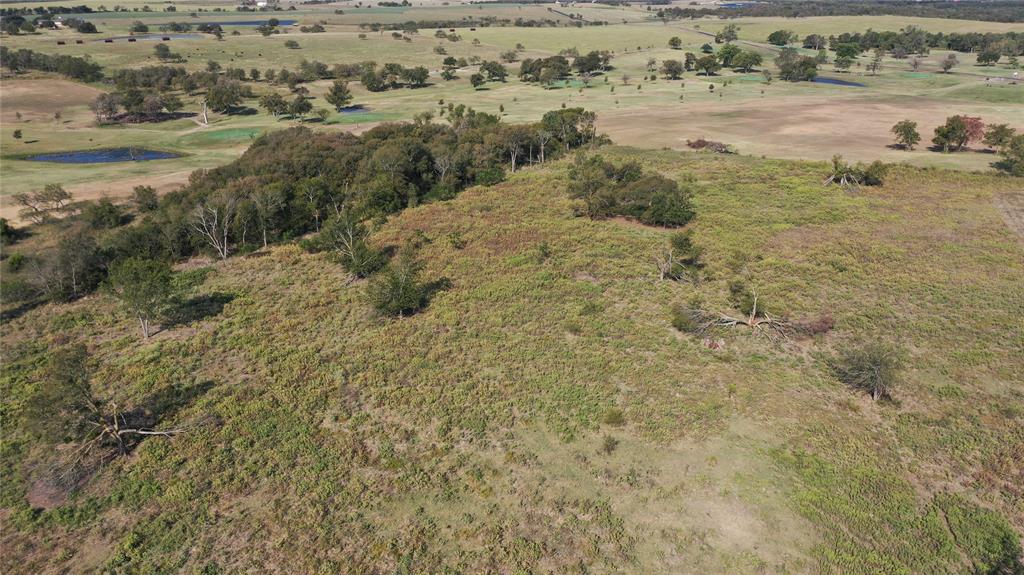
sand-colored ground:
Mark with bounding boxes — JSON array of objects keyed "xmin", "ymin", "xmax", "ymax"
[
  {"xmin": 599, "ymin": 92, "xmax": 1023, "ymax": 169},
  {"xmin": 0, "ymin": 79, "xmax": 105, "ymax": 123}
]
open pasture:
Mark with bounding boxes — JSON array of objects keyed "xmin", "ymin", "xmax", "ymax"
[{"xmin": 1, "ymin": 11, "xmax": 1022, "ymax": 218}]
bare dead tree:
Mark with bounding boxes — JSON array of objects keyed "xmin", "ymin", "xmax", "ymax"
[
  {"xmin": 697, "ymin": 296, "xmax": 791, "ymax": 343},
  {"xmin": 190, "ymin": 190, "xmax": 240, "ymax": 260},
  {"xmin": 536, "ymin": 129, "xmax": 553, "ymax": 163}
]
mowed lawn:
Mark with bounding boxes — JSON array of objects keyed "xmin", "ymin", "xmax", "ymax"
[{"xmin": 1, "ymin": 149, "xmax": 1022, "ymax": 573}]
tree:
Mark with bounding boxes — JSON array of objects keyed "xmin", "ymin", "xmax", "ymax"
[
  {"xmin": 941, "ymin": 53, "xmax": 958, "ymax": 73},
  {"xmin": 834, "ymin": 56, "xmax": 854, "ymax": 72},
  {"xmin": 190, "ymin": 189, "xmax": 242, "ymax": 259},
  {"xmin": 660, "ymin": 59, "xmax": 684, "ymax": 79},
  {"xmin": 91, "ymin": 93, "xmax": 122, "ymax": 123},
  {"xmin": 288, "ymin": 95, "xmax": 312, "ymax": 120},
  {"xmin": 366, "ymin": 246, "xmax": 428, "ymax": 317},
  {"xmin": 891, "ymin": 120, "xmax": 920, "ymax": 150},
  {"xmin": 835, "ymin": 43, "xmax": 861, "ymax": 61},
  {"xmin": 205, "ymin": 79, "xmax": 243, "ymax": 112},
  {"xmin": 977, "ymin": 50, "xmax": 1000, "ymax": 66},
  {"xmin": 250, "ymin": 186, "xmax": 285, "ymax": 248},
  {"xmin": 668, "ymin": 36, "xmax": 682, "ymax": 50},
  {"xmin": 133, "ymin": 185, "xmax": 159, "ymax": 212},
  {"xmin": 153, "ymin": 43, "xmax": 179, "ymax": 61},
  {"xmin": 470, "ymin": 73, "xmax": 486, "ymax": 89},
  {"xmin": 867, "ymin": 48, "xmax": 884, "ymax": 75},
  {"xmin": 319, "ymin": 210, "xmax": 383, "ymax": 278},
  {"xmin": 775, "ymin": 48, "xmax": 818, "ymax": 81},
  {"xmin": 933, "ymin": 115, "xmax": 982, "ymax": 152},
  {"xmin": 832, "ymin": 342, "xmax": 902, "ymax": 401},
  {"xmin": 716, "ymin": 43, "xmax": 741, "ymax": 68},
  {"xmin": 259, "ymin": 93, "xmax": 288, "ymax": 117},
  {"xmin": 995, "ymin": 134, "xmax": 1024, "ymax": 176},
  {"xmin": 325, "ymin": 80, "xmax": 353, "ymax": 111},
  {"xmin": 732, "ymin": 51, "xmax": 762, "ymax": 72},
  {"xmin": 694, "ymin": 55, "xmax": 721, "ymax": 76},
  {"xmin": 401, "ymin": 65, "xmax": 430, "ymax": 87},
  {"xmin": 767, "ymin": 30, "xmax": 794, "ymax": 46},
  {"xmin": 106, "ymin": 258, "xmax": 175, "ymax": 338},
  {"xmin": 983, "ymin": 124, "xmax": 1016, "ymax": 150},
  {"xmin": 480, "ymin": 61, "xmax": 507, "ymax": 82},
  {"xmin": 718, "ymin": 24, "xmax": 739, "ymax": 43}
]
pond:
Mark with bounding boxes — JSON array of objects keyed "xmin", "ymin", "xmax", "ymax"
[
  {"xmin": 26, "ymin": 148, "xmax": 182, "ymax": 164},
  {"xmin": 813, "ymin": 77, "xmax": 867, "ymax": 87}
]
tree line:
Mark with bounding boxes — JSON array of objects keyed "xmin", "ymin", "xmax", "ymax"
[
  {"xmin": 0, "ymin": 47, "xmax": 103, "ymax": 82},
  {"xmin": 655, "ymin": 0, "xmax": 1024, "ymax": 24},
  {"xmin": 2, "ymin": 108, "xmax": 598, "ymax": 310}
]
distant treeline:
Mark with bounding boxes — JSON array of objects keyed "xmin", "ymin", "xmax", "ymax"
[
  {"xmin": 824, "ymin": 29, "xmax": 1024, "ymax": 55},
  {"xmin": 359, "ymin": 16, "xmax": 605, "ymax": 31},
  {"xmin": 0, "ymin": 5, "xmax": 93, "ymax": 16},
  {"xmin": 0, "ymin": 47, "xmax": 103, "ymax": 82},
  {"xmin": 655, "ymin": 0, "xmax": 1024, "ymax": 24}
]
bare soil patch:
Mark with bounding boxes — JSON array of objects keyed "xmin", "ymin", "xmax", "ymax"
[{"xmin": 0, "ymin": 79, "xmax": 105, "ymax": 123}]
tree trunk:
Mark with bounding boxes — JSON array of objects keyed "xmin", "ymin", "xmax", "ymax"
[{"xmin": 140, "ymin": 316, "xmax": 150, "ymax": 339}]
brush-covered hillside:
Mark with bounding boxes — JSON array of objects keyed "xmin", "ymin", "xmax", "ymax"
[{"xmin": 2, "ymin": 147, "xmax": 1023, "ymax": 573}]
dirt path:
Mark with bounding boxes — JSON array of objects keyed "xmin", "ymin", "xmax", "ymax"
[{"xmin": 995, "ymin": 192, "xmax": 1024, "ymax": 241}]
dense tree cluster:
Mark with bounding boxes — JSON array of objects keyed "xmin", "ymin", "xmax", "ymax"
[
  {"xmin": 0, "ymin": 47, "xmax": 103, "ymax": 82},
  {"xmin": 361, "ymin": 62, "xmax": 431, "ymax": 91},
  {"xmin": 2, "ymin": 108, "xmax": 598, "ymax": 307},
  {"xmin": 567, "ymin": 155, "xmax": 695, "ymax": 227}
]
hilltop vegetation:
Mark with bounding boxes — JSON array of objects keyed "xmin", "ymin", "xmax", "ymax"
[{"xmin": 2, "ymin": 143, "xmax": 1022, "ymax": 573}]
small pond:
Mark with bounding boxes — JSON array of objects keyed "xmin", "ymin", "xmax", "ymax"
[
  {"xmin": 26, "ymin": 148, "xmax": 182, "ymax": 164},
  {"xmin": 813, "ymin": 77, "xmax": 867, "ymax": 87}
]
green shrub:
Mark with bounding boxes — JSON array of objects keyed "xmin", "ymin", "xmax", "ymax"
[
  {"xmin": 475, "ymin": 166, "xmax": 505, "ymax": 186},
  {"xmin": 832, "ymin": 342, "xmax": 902, "ymax": 401},
  {"xmin": 6, "ymin": 253, "xmax": 26, "ymax": 273},
  {"xmin": 82, "ymin": 199, "xmax": 126, "ymax": 230},
  {"xmin": 365, "ymin": 247, "xmax": 427, "ymax": 317}
]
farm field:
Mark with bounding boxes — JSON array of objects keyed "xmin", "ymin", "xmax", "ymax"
[{"xmin": 1, "ymin": 1, "xmax": 1024, "ymax": 572}]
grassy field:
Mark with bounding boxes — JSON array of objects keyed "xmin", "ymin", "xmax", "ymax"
[
  {"xmin": 3, "ymin": 13, "xmax": 1022, "ymax": 220},
  {"xmin": 2, "ymin": 147, "xmax": 1022, "ymax": 573}
]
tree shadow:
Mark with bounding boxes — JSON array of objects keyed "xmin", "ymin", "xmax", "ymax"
[
  {"xmin": 163, "ymin": 292, "xmax": 235, "ymax": 328},
  {"xmin": 1, "ymin": 298, "xmax": 47, "ymax": 323},
  {"xmin": 423, "ymin": 276, "xmax": 452, "ymax": 305}
]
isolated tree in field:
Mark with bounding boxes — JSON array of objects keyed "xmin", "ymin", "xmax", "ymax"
[
  {"xmin": 995, "ymin": 134, "xmax": 1024, "ymax": 176},
  {"xmin": 646, "ymin": 57, "xmax": 657, "ymax": 72},
  {"xmin": 940, "ymin": 53, "xmax": 958, "ymax": 73},
  {"xmin": 775, "ymin": 48, "xmax": 818, "ymax": 81},
  {"xmin": 976, "ymin": 49, "xmax": 1000, "ymax": 66},
  {"xmin": 766, "ymin": 30, "xmax": 795, "ymax": 46},
  {"xmin": 891, "ymin": 120, "xmax": 920, "ymax": 150},
  {"xmin": 716, "ymin": 43, "xmax": 741, "ymax": 67},
  {"xmin": 153, "ymin": 43, "xmax": 179, "ymax": 61},
  {"xmin": 470, "ymin": 73, "xmax": 486, "ymax": 89},
  {"xmin": 983, "ymin": 124, "xmax": 1016, "ymax": 150},
  {"xmin": 319, "ymin": 210, "xmax": 383, "ymax": 278},
  {"xmin": 480, "ymin": 60, "xmax": 507, "ymax": 82},
  {"xmin": 867, "ymin": 48, "xmax": 884, "ymax": 75},
  {"xmin": 106, "ymin": 257, "xmax": 175, "ymax": 339},
  {"xmin": 732, "ymin": 51, "xmax": 762, "ymax": 72},
  {"xmin": 259, "ymin": 93, "xmax": 288, "ymax": 117},
  {"xmin": 660, "ymin": 59, "xmax": 684, "ymax": 79},
  {"xmin": 933, "ymin": 115, "xmax": 982, "ymax": 152},
  {"xmin": 366, "ymin": 245, "xmax": 428, "ymax": 317},
  {"xmin": 288, "ymin": 95, "xmax": 312, "ymax": 120},
  {"xmin": 325, "ymin": 80, "xmax": 353, "ymax": 111},
  {"xmin": 694, "ymin": 55, "xmax": 721, "ymax": 76},
  {"xmin": 832, "ymin": 342, "xmax": 902, "ymax": 401},
  {"xmin": 718, "ymin": 24, "xmax": 739, "ymax": 43},
  {"xmin": 668, "ymin": 36, "xmax": 682, "ymax": 50}
]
